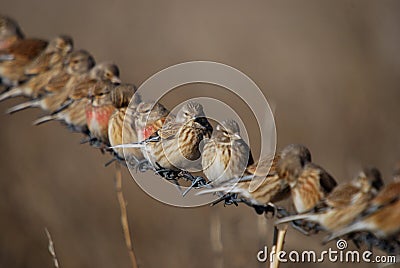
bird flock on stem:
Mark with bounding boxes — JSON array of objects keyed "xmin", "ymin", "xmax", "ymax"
[{"xmin": 1, "ymin": 15, "xmax": 399, "ymax": 257}]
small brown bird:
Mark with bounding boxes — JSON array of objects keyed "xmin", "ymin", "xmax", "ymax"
[
  {"xmin": 0, "ymin": 29, "xmax": 47, "ymax": 86},
  {"xmin": 134, "ymin": 101, "xmax": 170, "ymax": 143},
  {"xmin": 199, "ymin": 154, "xmax": 289, "ymax": 207},
  {"xmin": 32, "ymin": 62, "xmax": 121, "ymax": 133},
  {"xmin": 116, "ymin": 102, "xmax": 213, "ymax": 172},
  {"xmin": 108, "ymin": 85, "xmax": 143, "ymax": 164},
  {"xmin": 141, "ymin": 102, "xmax": 213, "ymax": 171},
  {"xmin": 0, "ymin": 35, "xmax": 74, "ymax": 101},
  {"xmin": 325, "ymin": 178, "xmax": 400, "ymax": 241},
  {"xmin": 6, "ymin": 50, "xmax": 95, "ymax": 114},
  {"xmin": 85, "ymin": 82, "xmax": 117, "ymax": 146},
  {"xmin": 198, "ymin": 146, "xmax": 310, "ymax": 207},
  {"xmin": 278, "ymin": 144, "xmax": 337, "ymax": 213},
  {"xmin": 202, "ymin": 119, "xmax": 253, "ymax": 184},
  {"xmin": 275, "ymin": 168, "xmax": 383, "ymax": 232},
  {"xmin": 0, "ymin": 15, "xmax": 24, "ymax": 50},
  {"xmin": 24, "ymin": 35, "xmax": 73, "ymax": 76}
]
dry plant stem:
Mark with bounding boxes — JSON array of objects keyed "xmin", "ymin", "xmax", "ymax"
[
  {"xmin": 115, "ymin": 162, "xmax": 139, "ymax": 268},
  {"xmin": 257, "ymin": 215, "xmax": 268, "ymax": 268},
  {"xmin": 45, "ymin": 228, "xmax": 60, "ymax": 268},
  {"xmin": 210, "ymin": 209, "xmax": 223, "ymax": 268},
  {"xmin": 270, "ymin": 225, "xmax": 288, "ymax": 268},
  {"xmin": 269, "ymin": 227, "xmax": 278, "ymax": 268}
]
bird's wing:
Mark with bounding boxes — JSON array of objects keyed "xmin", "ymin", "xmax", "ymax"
[
  {"xmin": 307, "ymin": 163, "xmax": 337, "ymax": 194},
  {"xmin": 324, "ymin": 183, "xmax": 359, "ymax": 208},
  {"xmin": 45, "ymin": 71, "xmax": 70, "ymax": 92},
  {"xmin": 157, "ymin": 122, "xmax": 181, "ymax": 140},
  {"xmin": 24, "ymin": 52, "xmax": 53, "ymax": 75}
]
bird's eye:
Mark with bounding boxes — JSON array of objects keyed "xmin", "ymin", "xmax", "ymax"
[{"xmin": 184, "ymin": 112, "xmax": 189, "ymax": 117}]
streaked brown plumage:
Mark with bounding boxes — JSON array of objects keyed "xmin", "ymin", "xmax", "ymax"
[
  {"xmin": 0, "ymin": 35, "xmax": 74, "ymax": 101},
  {"xmin": 326, "ymin": 178, "xmax": 400, "ymax": 240},
  {"xmin": 141, "ymin": 102, "xmax": 213, "ymax": 171},
  {"xmin": 108, "ymin": 85, "xmax": 142, "ymax": 164},
  {"xmin": 278, "ymin": 144, "xmax": 337, "ymax": 213},
  {"xmin": 199, "ymin": 146, "xmax": 309, "ymax": 206},
  {"xmin": 225, "ymin": 154, "xmax": 290, "ymax": 206},
  {"xmin": 32, "ymin": 62, "xmax": 121, "ymax": 133},
  {"xmin": 0, "ymin": 66, "xmax": 62, "ymax": 101},
  {"xmin": 134, "ymin": 101, "xmax": 170, "ymax": 142},
  {"xmin": 85, "ymin": 82, "xmax": 117, "ymax": 145},
  {"xmin": 276, "ymin": 168, "xmax": 383, "ymax": 232},
  {"xmin": 0, "ymin": 36, "xmax": 47, "ymax": 86},
  {"xmin": 6, "ymin": 50, "xmax": 95, "ymax": 114},
  {"xmin": 0, "ymin": 15, "xmax": 24, "ymax": 50},
  {"xmin": 24, "ymin": 35, "xmax": 73, "ymax": 76},
  {"xmin": 202, "ymin": 119, "xmax": 253, "ymax": 184}
]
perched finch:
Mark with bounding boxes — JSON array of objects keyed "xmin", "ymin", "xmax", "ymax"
[
  {"xmin": 201, "ymin": 119, "xmax": 253, "ymax": 185},
  {"xmin": 0, "ymin": 35, "xmax": 74, "ymax": 101},
  {"xmin": 0, "ymin": 15, "xmax": 24, "ymax": 50},
  {"xmin": 278, "ymin": 144, "xmax": 337, "ymax": 213},
  {"xmin": 85, "ymin": 82, "xmax": 117, "ymax": 146},
  {"xmin": 6, "ymin": 50, "xmax": 95, "ymax": 114},
  {"xmin": 115, "ymin": 102, "xmax": 213, "ymax": 172},
  {"xmin": 24, "ymin": 35, "xmax": 73, "ymax": 76},
  {"xmin": 141, "ymin": 101, "xmax": 213, "ymax": 172},
  {"xmin": 200, "ymin": 154, "xmax": 289, "ymax": 208},
  {"xmin": 134, "ymin": 101, "xmax": 169, "ymax": 142},
  {"xmin": 275, "ymin": 168, "xmax": 383, "ymax": 232},
  {"xmin": 108, "ymin": 85, "xmax": 143, "ymax": 165},
  {"xmin": 198, "ymin": 145, "xmax": 311, "ymax": 209},
  {"xmin": 325, "ymin": 178, "xmax": 400, "ymax": 241},
  {"xmin": 0, "ymin": 31, "xmax": 47, "ymax": 86},
  {"xmin": 32, "ymin": 62, "xmax": 121, "ymax": 133}
]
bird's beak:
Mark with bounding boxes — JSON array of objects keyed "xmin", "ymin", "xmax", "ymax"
[
  {"xmin": 232, "ymin": 133, "xmax": 242, "ymax": 140},
  {"xmin": 111, "ymin": 76, "xmax": 122, "ymax": 85}
]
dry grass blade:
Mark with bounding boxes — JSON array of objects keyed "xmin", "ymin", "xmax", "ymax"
[
  {"xmin": 45, "ymin": 228, "xmax": 60, "ymax": 268},
  {"xmin": 210, "ymin": 209, "xmax": 223, "ymax": 268},
  {"xmin": 115, "ymin": 162, "xmax": 139, "ymax": 268},
  {"xmin": 269, "ymin": 225, "xmax": 288, "ymax": 268}
]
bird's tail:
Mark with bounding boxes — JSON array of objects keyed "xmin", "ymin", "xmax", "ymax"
[
  {"xmin": 108, "ymin": 143, "xmax": 145, "ymax": 149},
  {"xmin": 197, "ymin": 183, "xmax": 240, "ymax": 196},
  {"xmin": 0, "ymin": 87, "xmax": 22, "ymax": 102},
  {"xmin": 0, "ymin": 54, "xmax": 14, "ymax": 61},
  {"xmin": 108, "ymin": 136, "xmax": 160, "ymax": 150},
  {"xmin": 274, "ymin": 213, "xmax": 316, "ymax": 225},
  {"xmin": 33, "ymin": 114, "xmax": 58, "ymax": 125},
  {"xmin": 323, "ymin": 223, "xmax": 362, "ymax": 243},
  {"xmin": 6, "ymin": 99, "xmax": 40, "ymax": 114}
]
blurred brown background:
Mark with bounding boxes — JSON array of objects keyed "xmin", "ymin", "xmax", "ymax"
[{"xmin": 1, "ymin": 0, "xmax": 400, "ymax": 267}]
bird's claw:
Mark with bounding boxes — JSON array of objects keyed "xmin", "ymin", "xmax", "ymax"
[
  {"xmin": 134, "ymin": 159, "xmax": 152, "ymax": 172},
  {"xmin": 210, "ymin": 193, "xmax": 240, "ymax": 207}
]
